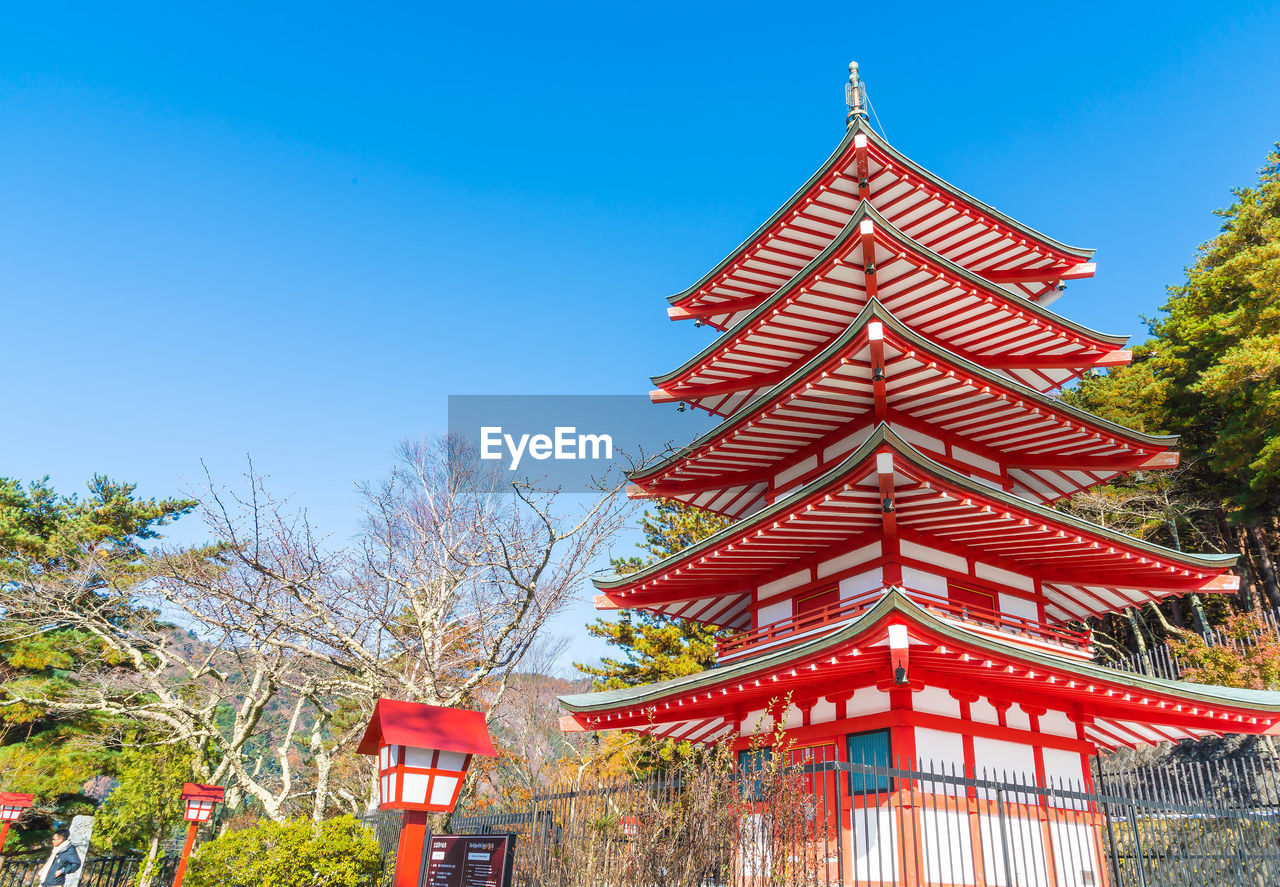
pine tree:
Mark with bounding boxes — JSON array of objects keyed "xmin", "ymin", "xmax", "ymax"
[
  {"xmin": 576, "ymin": 500, "xmax": 731, "ymax": 689},
  {"xmin": 1063, "ymin": 144, "xmax": 1280, "ymax": 639},
  {"xmin": 0, "ymin": 475, "xmax": 195, "ymax": 841},
  {"xmin": 1155, "ymin": 146, "xmax": 1280, "ymax": 519},
  {"xmin": 94, "ymin": 741, "xmax": 194, "ymax": 886}
]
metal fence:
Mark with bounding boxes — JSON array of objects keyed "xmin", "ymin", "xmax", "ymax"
[
  {"xmin": 452, "ymin": 756, "xmax": 1280, "ymax": 887},
  {"xmin": 0, "ymin": 854, "xmax": 181, "ymax": 887},
  {"xmin": 1099, "ymin": 605, "xmax": 1280, "ymax": 683}
]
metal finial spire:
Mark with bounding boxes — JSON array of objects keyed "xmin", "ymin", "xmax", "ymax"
[{"xmin": 845, "ymin": 61, "xmax": 867, "ymax": 127}]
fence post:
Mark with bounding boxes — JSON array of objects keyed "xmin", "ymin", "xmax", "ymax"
[
  {"xmin": 994, "ymin": 784, "xmax": 1016, "ymax": 887},
  {"xmin": 1124, "ymin": 801, "xmax": 1151, "ymax": 887}
]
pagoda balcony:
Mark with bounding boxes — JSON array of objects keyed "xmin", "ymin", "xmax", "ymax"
[{"xmin": 715, "ymin": 588, "xmax": 1092, "ymax": 664}]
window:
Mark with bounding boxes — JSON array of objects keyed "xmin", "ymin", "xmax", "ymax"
[
  {"xmin": 738, "ymin": 746, "xmax": 773, "ymax": 771},
  {"xmin": 737, "ymin": 747, "xmax": 772, "ymax": 799},
  {"xmin": 845, "ymin": 729, "xmax": 892, "ymax": 794}
]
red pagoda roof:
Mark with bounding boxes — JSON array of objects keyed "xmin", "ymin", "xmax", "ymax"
[
  {"xmin": 632, "ymin": 301, "xmax": 1177, "ymax": 516},
  {"xmin": 652, "ymin": 205, "xmax": 1126, "ymax": 415},
  {"xmin": 356, "ymin": 699, "xmax": 498, "ymax": 757},
  {"xmin": 597, "ymin": 427, "xmax": 1235, "ymax": 627},
  {"xmin": 669, "ymin": 118, "xmax": 1094, "ymax": 325},
  {"xmin": 561, "ymin": 589, "xmax": 1280, "ymax": 751}
]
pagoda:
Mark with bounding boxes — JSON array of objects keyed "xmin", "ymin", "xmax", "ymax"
[{"xmin": 560, "ymin": 64, "xmax": 1280, "ymax": 883}]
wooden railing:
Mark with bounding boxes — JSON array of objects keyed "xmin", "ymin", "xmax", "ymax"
[{"xmin": 716, "ymin": 587, "xmax": 1091, "ymax": 661}]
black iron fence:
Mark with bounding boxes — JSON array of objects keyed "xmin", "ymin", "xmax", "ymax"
[
  {"xmin": 452, "ymin": 756, "xmax": 1280, "ymax": 887},
  {"xmin": 1104, "ymin": 645, "xmax": 1190, "ymax": 683},
  {"xmin": 1098, "ymin": 604, "xmax": 1280, "ymax": 683},
  {"xmin": 0, "ymin": 854, "xmax": 181, "ymax": 887}
]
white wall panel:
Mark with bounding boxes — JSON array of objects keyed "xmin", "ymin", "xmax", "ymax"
[
  {"xmin": 901, "ymin": 539, "xmax": 968, "ymax": 573},
  {"xmin": 839, "ymin": 567, "xmax": 884, "ymax": 599},
  {"xmin": 979, "ymin": 812, "xmax": 1047, "ymax": 887},
  {"xmin": 846, "ymin": 687, "xmax": 891, "ymax": 719},
  {"xmin": 756, "ymin": 598, "xmax": 792, "ymax": 627},
  {"xmin": 920, "ymin": 808, "xmax": 977, "ymax": 885},
  {"xmin": 975, "ymin": 561, "xmax": 1035, "ymax": 592},
  {"xmin": 775, "ymin": 455, "xmax": 818, "ymax": 487},
  {"xmin": 914, "ymin": 727, "xmax": 966, "ymax": 783},
  {"xmin": 819, "ymin": 542, "xmax": 881, "ymax": 579},
  {"xmin": 973, "ymin": 737, "xmax": 1037, "ymax": 784},
  {"xmin": 913, "ymin": 686, "xmax": 960, "ymax": 719},
  {"xmin": 849, "ymin": 807, "xmax": 898, "ymax": 884},
  {"xmin": 1006, "ymin": 705, "xmax": 1031, "ymax": 732},
  {"xmin": 809, "ymin": 696, "xmax": 837, "ymax": 725},
  {"xmin": 758, "ymin": 569, "xmax": 810, "ymax": 600},
  {"xmin": 999, "ymin": 593, "xmax": 1039, "ymax": 621},
  {"xmin": 1050, "ymin": 821, "xmax": 1104, "ymax": 887},
  {"xmin": 902, "ymin": 565, "xmax": 948, "ymax": 596},
  {"xmin": 1038, "ymin": 710, "xmax": 1078, "ymax": 739}
]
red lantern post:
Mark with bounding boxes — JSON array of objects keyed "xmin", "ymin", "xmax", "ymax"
[
  {"xmin": 357, "ymin": 700, "xmax": 497, "ymax": 887},
  {"xmin": 172, "ymin": 783, "xmax": 224, "ymax": 887},
  {"xmin": 0, "ymin": 793, "xmax": 34, "ymax": 854}
]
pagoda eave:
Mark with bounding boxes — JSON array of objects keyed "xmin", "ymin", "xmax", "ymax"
[
  {"xmin": 669, "ymin": 120, "xmax": 1094, "ymax": 320},
  {"xmin": 632, "ymin": 302, "xmax": 1174, "ymax": 512},
  {"xmin": 653, "ymin": 205, "xmax": 1124, "ymax": 406},
  {"xmin": 601, "ymin": 427, "xmax": 1228, "ymax": 607},
  {"xmin": 561, "ymin": 590, "xmax": 1280, "ymax": 751}
]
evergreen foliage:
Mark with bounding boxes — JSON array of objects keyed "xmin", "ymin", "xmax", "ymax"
[
  {"xmin": 576, "ymin": 500, "xmax": 731, "ymax": 689},
  {"xmin": 0, "ymin": 476, "xmax": 195, "ymax": 840},
  {"xmin": 1065, "ymin": 144, "xmax": 1280, "ymax": 661},
  {"xmin": 1068, "ymin": 146, "xmax": 1280, "ymax": 520},
  {"xmin": 95, "ymin": 742, "xmax": 193, "ymax": 852},
  {"xmin": 182, "ymin": 816, "xmax": 383, "ymax": 887},
  {"xmin": 1155, "ymin": 147, "xmax": 1280, "ymax": 519}
]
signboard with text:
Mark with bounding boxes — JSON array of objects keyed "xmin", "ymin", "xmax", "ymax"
[{"xmin": 422, "ymin": 834, "xmax": 516, "ymax": 887}]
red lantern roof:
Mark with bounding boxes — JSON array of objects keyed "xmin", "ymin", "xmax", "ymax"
[
  {"xmin": 179, "ymin": 783, "xmax": 224, "ymax": 804},
  {"xmin": 356, "ymin": 699, "xmax": 498, "ymax": 758},
  {"xmin": 0, "ymin": 793, "xmax": 33, "ymax": 807}
]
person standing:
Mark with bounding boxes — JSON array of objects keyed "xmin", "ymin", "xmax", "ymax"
[{"xmin": 37, "ymin": 828, "xmax": 81, "ymax": 886}]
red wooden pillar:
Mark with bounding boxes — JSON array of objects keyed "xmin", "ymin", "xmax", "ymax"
[
  {"xmin": 1026, "ymin": 709, "xmax": 1062, "ymax": 887},
  {"xmin": 393, "ymin": 810, "xmax": 431, "ymax": 887},
  {"xmin": 172, "ymin": 822, "xmax": 199, "ymax": 887},
  {"xmin": 827, "ymin": 691, "xmax": 856, "ymax": 885},
  {"xmin": 948, "ymin": 691, "xmax": 988, "ymax": 887},
  {"xmin": 888, "ymin": 686, "xmax": 921, "ymax": 887},
  {"xmin": 1077, "ymin": 715, "xmax": 1112, "ymax": 887}
]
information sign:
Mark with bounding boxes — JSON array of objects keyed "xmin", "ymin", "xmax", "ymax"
[{"xmin": 422, "ymin": 834, "xmax": 516, "ymax": 887}]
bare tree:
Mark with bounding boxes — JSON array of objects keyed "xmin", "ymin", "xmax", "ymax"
[{"xmin": 1, "ymin": 435, "xmax": 632, "ymax": 823}]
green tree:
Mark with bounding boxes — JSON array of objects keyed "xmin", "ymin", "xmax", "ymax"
[
  {"xmin": 94, "ymin": 742, "xmax": 195, "ymax": 887},
  {"xmin": 0, "ymin": 476, "xmax": 195, "ymax": 839},
  {"xmin": 577, "ymin": 500, "xmax": 731, "ymax": 690},
  {"xmin": 183, "ymin": 816, "xmax": 383, "ymax": 887},
  {"xmin": 572, "ymin": 501, "xmax": 732, "ymax": 772},
  {"xmin": 1152, "ymin": 147, "xmax": 1280, "ymax": 519},
  {"xmin": 1063, "ymin": 144, "xmax": 1280, "ymax": 631}
]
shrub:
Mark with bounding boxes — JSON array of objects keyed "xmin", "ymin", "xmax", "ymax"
[
  {"xmin": 1168, "ymin": 612, "xmax": 1280, "ymax": 690},
  {"xmin": 183, "ymin": 815, "xmax": 384, "ymax": 887}
]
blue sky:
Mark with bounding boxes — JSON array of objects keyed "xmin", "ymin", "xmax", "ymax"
[{"xmin": 3, "ymin": 2, "xmax": 1279, "ymax": 669}]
